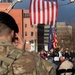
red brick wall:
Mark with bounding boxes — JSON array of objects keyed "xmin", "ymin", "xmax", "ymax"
[
  {"xmin": 0, "ymin": 3, "xmax": 11, "ymax": 11},
  {"xmin": 23, "ymin": 10, "xmax": 35, "ymax": 41},
  {"xmin": 9, "ymin": 9, "xmax": 23, "ymax": 36},
  {"xmin": 0, "ymin": 3, "xmax": 23, "ymax": 36},
  {"xmin": 0, "ymin": 3, "xmax": 37, "ymax": 51},
  {"xmin": 23, "ymin": 10, "xmax": 36, "ymax": 50}
]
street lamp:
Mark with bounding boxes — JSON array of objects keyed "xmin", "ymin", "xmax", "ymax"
[
  {"xmin": 17, "ymin": 0, "xmax": 22, "ymax": 2},
  {"xmin": 70, "ymin": 0, "xmax": 75, "ymax": 3}
]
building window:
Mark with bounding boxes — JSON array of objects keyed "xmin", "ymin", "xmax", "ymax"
[
  {"xmin": 23, "ymin": 13, "xmax": 30, "ymax": 18},
  {"xmin": 31, "ymin": 25, "xmax": 33, "ymax": 28},
  {"xmin": 31, "ymin": 32, "xmax": 33, "ymax": 36},
  {"xmin": 25, "ymin": 24, "xmax": 27, "ymax": 28},
  {"xmin": 30, "ymin": 40, "xmax": 34, "ymax": 43},
  {"xmin": 25, "ymin": 32, "xmax": 27, "ymax": 36}
]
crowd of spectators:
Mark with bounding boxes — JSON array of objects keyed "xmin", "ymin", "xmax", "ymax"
[{"xmin": 38, "ymin": 48, "xmax": 75, "ymax": 75}]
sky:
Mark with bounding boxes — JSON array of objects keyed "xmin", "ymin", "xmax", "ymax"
[{"xmin": 14, "ymin": 0, "xmax": 75, "ymax": 25}]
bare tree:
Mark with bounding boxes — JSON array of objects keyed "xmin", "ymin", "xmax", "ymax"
[{"xmin": 57, "ymin": 23, "xmax": 72, "ymax": 50}]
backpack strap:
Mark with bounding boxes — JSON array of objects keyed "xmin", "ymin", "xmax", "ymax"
[{"xmin": 0, "ymin": 49, "xmax": 23, "ymax": 75}]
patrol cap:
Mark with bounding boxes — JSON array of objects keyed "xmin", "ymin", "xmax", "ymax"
[{"xmin": 0, "ymin": 12, "xmax": 19, "ymax": 33}]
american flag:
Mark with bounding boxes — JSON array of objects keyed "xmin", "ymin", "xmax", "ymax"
[
  {"xmin": 52, "ymin": 32, "xmax": 57, "ymax": 48},
  {"xmin": 29, "ymin": 0, "xmax": 58, "ymax": 26}
]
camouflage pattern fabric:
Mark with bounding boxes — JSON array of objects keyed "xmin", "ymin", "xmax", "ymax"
[{"xmin": 0, "ymin": 40, "xmax": 56, "ymax": 75}]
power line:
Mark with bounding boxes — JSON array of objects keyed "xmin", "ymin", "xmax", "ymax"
[{"xmin": 58, "ymin": 2, "xmax": 74, "ymax": 6}]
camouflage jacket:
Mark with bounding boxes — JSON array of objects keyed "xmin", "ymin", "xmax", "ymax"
[{"xmin": 0, "ymin": 40, "xmax": 56, "ymax": 75}]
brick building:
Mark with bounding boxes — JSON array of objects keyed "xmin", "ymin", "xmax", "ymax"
[
  {"xmin": 0, "ymin": 1, "xmax": 36, "ymax": 51},
  {"xmin": 23, "ymin": 10, "xmax": 36, "ymax": 51}
]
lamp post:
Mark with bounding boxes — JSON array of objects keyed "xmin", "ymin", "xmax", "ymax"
[
  {"xmin": 17, "ymin": 0, "xmax": 22, "ymax": 1},
  {"xmin": 70, "ymin": 0, "xmax": 75, "ymax": 3}
]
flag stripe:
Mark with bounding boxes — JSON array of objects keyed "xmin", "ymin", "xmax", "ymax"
[
  {"xmin": 42, "ymin": 1, "xmax": 45, "ymax": 24},
  {"xmin": 53, "ymin": 33, "xmax": 57, "ymax": 48},
  {"xmin": 45, "ymin": 2, "xmax": 47, "ymax": 24},
  {"xmin": 29, "ymin": 0, "xmax": 32, "ymax": 25},
  {"xmin": 32, "ymin": 0, "xmax": 34, "ymax": 25},
  {"xmin": 40, "ymin": 0, "xmax": 43, "ymax": 24},
  {"xmin": 51, "ymin": 2, "xmax": 54, "ymax": 25},
  {"xmin": 56, "ymin": 2, "xmax": 58, "ymax": 19},
  {"xmin": 49, "ymin": 2, "xmax": 52, "ymax": 25},
  {"xmin": 38, "ymin": 0, "xmax": 40, "ymax": 24},
  {"xmin": 53, "ymin": 2, "xmax": 56, "ymax": 26},
  {"xmin": 47, "ymin": 2, "xmax": 49, "ymax": 24},
  {"xmin": 36, "ymin": 0, "xmax": 38, "ymax": 25},
  {"xmin": 51, "ymin": 2, "xmax": 56, "ymax": 26},
  {"xmin": 34, "ymin": 0, "xmax": 36, "ymax": 24},
  {"xmin": 29, "ymin": 0, "xmax": 58, "ymax": 26}
]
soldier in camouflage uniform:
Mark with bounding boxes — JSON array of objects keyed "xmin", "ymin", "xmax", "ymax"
[{"xmin": 0, "ymin": 12, "xmax": 56, "ymax": 75}]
